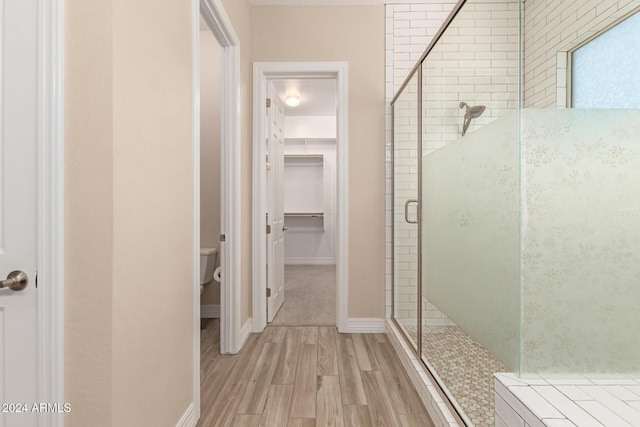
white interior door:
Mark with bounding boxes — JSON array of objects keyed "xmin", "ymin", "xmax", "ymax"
[
  {"xmin": 266, "ymin": 82, "xmax": 285, "ymax": 322},
  {"xmin": 0, "ymin": 0, "xmax": 39, "ymax": 425}
]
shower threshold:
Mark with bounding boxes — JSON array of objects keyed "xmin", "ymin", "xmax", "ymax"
[{"xmin": 417, "ymin": 324, "xmax": 507, "ymax": 427}]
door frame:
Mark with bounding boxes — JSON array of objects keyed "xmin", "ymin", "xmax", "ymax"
[
  {"xmin": 196, "ymin": 0, "xmax": 242, "ymax": 355},
  {"xmin": 252, "ymin": 62, "xmax": 349, "ymax": 333},
  {"xmin": 191, "ymin": 0, "xmax": 242, "ymax": 421},
  {"xmin": 38, "ymin": 0, "xmax": 65, "ymax": 425}
]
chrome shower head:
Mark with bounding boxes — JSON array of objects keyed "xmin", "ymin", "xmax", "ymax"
[{"xmin": 459, "ymin": 102, "xmax": 486, "ymax": 136}]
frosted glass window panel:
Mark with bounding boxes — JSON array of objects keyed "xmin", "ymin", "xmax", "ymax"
[
  {"xmin": 521, "ymin": 109, "xmax": 640, "ymax": 375},
  {"xmin": 572, "ymin": 11, "xmax": 640, "ymax": 108},
  {"xmin": 422, "ymin": 112, "xmax": 521, "ymax": 371}
]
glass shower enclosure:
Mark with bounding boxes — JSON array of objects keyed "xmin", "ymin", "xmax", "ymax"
[{"xmin": 391, "ymin": 0, "xmax": 640, "ymax": 425}]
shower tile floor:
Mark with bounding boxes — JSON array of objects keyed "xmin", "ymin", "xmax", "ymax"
[{"xmin": 403, "ymin": 323, "xmax": 508, "ymax": 427}]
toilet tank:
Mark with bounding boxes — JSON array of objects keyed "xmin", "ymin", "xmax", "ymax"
[{"xmin": 200, "ymin": 248, "xmax": 217, "ymax": 285}]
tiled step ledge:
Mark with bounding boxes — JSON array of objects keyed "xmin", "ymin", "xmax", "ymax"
[
  {"xmin": 495, "ymin": 373, "xmax": 640, "ymax": 427},
  {"xmin": 385, "ymin": 319, "xmax": 461, "ymax": 427}
]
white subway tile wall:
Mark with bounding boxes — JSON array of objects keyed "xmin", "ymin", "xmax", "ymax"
[
  {"xmin": 387, "ymin": 0, "xmax": 520, "ymax": 333},
  {"xmin": 422, "ymin": 0, "xmax": 520, "ymax": 153},
  {"xmin": 386, "ymin": 0, "xmax": 457, "ymax": 325},
  {"xmin": 385, "ymin": 5, "xmax": 458, "ymax": 427},
  {"xmin": 387, "ymin": 0, "xmax": 640, "ymax": 335},
  {"xmin": 386, "ymin": 2, "xmax": 520, "ymax": 426}
]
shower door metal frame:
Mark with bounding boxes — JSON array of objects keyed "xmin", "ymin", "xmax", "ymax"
[
  {"xmin": 390, "ymin": 66, "xmax": 424, "ymax": 354},
  {"xmin": 389, "ymin": 0, "xmax": 469, "ymax": 344},
  {"xmin": 390, "ymin": 65, "xmax": 467, "ymax": 425},
  {"xmin": 416, "ymin": 65, "xmax": 423, "ymax": 359},
  {"xmin": 390, "ymin": 101, "xmax": 414, "ymax": 351},
  {"xmin": 389, "ymin": 0, "xmax": 475, "ymax": 425}
]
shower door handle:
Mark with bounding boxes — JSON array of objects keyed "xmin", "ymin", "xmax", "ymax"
[{"xmin": 404, "ymin": 199, "xmax": 419, "ymax": 224}]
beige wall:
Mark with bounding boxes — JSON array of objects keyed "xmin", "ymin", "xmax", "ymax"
[
  {"xmin": 65, "ymin": 0, "xmax": 114, "ymax": 424},
  {"xmin": 65, "ymin": 0, "xmax": 193, "ymax": 425},
  {"xmin": 200, "ymin": 29, "xmax": 221, "ymax": 305},
  {"xmin": 64, "ymin": 1, "xmax": 385, "ymax": 422},
  {"xmin": 251, "ymin": 6, "xmax": 386, "ymax": 318},
  {"xmin": 220, "ymin": 0, "xmax": 253, "ymax": 324},
  {"xmin": 200, "ymin": 1, "xmax": 388, "ymax": 324}
]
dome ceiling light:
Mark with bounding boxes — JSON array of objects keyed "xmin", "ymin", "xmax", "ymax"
[{"xmin": 285, "ymin": 95, "xmax": 301, "ymax": 107}]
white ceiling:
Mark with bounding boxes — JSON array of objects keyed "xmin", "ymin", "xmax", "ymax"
[{"xmin": 272, "ymin": 79, "xmax": 337, "ymax": 117}]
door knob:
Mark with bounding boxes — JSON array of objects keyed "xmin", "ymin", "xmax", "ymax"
[
  {"xmin": 283, "ymin": 226, "xmax": 289, "ymax": 231},
  {"xmin": 0, "ymin": 271, "xmax": 28, "ymax": 291}
]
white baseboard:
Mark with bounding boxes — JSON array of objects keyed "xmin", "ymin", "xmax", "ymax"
[
  {"xmin": 239, "ymin": 317, "xmax": 253, "ymax": 348},
  {"xmin": 386, "ymin": 319, "xmax": 463, "ymax": 427},
  {"xmin": 284, "ymin": 257, "xmax": 336, "ymax": 265},
  {"xmin": 200, "ymin": 304, "xmax": 220, "ymax": 318},
  {"xmin": 343, "ymin": 317, "xmax": 386, "ymax": 333},
  {"xmin": 175, "ymin": 402, "xmax": 197, "ymax": 427}
]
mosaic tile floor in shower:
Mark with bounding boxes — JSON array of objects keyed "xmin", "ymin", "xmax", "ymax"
[{"xmin": 406, "ymin": 324, "xmax": 508, "ymax": 427}]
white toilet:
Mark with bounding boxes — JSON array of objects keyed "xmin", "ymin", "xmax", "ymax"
[{"xmin": 200, "ymin": 248, "xmax": 218, "ymax": 295}]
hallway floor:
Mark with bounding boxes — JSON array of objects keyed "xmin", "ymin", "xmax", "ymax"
[
  {"xmin": 198, "ymin": 319, "xmax": 435, "ymax": 426},
  {"xmin": 271, "ymin": 265, "xmax": 336, "ymax": 326}
]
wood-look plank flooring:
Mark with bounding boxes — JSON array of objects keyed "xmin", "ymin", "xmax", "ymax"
[{"xmin": 198, "ymin": 319, "xmax": 435, "ymax": 427}]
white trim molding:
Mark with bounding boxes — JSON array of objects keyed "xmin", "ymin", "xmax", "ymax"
[
  {"xmin": 284, "ymin": 257, "xmax": 336, "ymax": 265},
  {"xmin": 192, "ymin": 0, "xmax": 242, "ymax": 424},
  {"xmin": 386, "ymin": 320, "xmax": 463, "ymax": 427},
  {"xmin": 199, "ymin": 0, "xmax": 242, "ymax": 356},
  {"xmin": 344, "ymin": 318, "xmax": 386, "ymax": 333},
  {"xmin": 190, "ymin": 1, "xmax": 201, "ymax": 423},
  {"xmin": 175, "ymin": 403, "xmax": 197, "ymax": 427},
  {"xmin": 239, "ymin": 318, "xmax": 253, "ymax": 348},
  {"xmin": 200, "ymin": 304, "xmax": 221, "ymax": 318},
  {"xmin": 252, "ymin": 62, "xmax": 349, "ymax": 334},
  {"xmin": 37, "ymin": 0, "xmax": 65, "ymax": 425}
]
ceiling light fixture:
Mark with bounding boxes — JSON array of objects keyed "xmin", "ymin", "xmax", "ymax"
[{"xmin": 285, "ymin": 95, "xmax": 301, "ymax": 107}]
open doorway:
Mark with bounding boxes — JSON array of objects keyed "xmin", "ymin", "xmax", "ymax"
[
  {"xmin": 252, "ymin": 62, "xmax": 349, "ymax": 333},
  {"xmin": 194, "ymin": 0, "xmax": 242, "ymax": 422},
  {"xmin": 196, "ymin": 0, "xmax": 242, "ymax": 357},
  {"xmin": 267, "ymin": 79, "xmax": 338, "ymax": 326},
  {"xmin": 199, "ymin": 17, "xmax": 222, "ymax": 323}
]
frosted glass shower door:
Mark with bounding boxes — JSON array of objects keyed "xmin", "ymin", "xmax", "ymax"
[
  {"xmin": 392, "ymin": 73, "xmax": 420, "ymax": 348},
  {"xmin": 418, "ymin": 0, "xmax": 523, "ymax": 421}
]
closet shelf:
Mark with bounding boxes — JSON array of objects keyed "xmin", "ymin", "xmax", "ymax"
[
  {"xmin": 284, "ymin": 154, "xmax": 324, "ymax": 158},
  {"xmin": 284, "ymin": 212, "xmax": 324, "ymax": 218}
]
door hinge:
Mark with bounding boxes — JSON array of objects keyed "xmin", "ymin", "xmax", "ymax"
[
  {"xmin": 266, "ymin": 288, "xmax": 271, "ymax": 297},
  {"xmin": 266, "ymin": 224, "xmax": 271, "ymax": 234},
  {"xmin": 220, "ymin": 234, "xmax": 226, "ymax": 242},
  {"xmin": 266, "ymin": 98, "xmax": 271, "ymax": 108}
]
